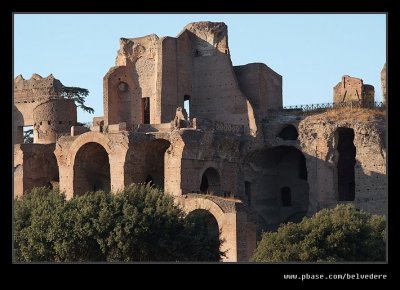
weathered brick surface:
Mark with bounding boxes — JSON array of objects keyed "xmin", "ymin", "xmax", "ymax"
[{"xmin": 13, "ymin": 22, "xmax": 386, "ymax": 262}]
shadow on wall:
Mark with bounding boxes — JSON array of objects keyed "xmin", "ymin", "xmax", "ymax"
[
  {"xmin": 243, "ymin": 144, "xmax": 386, "ymax": 239},
  {"xmin": 243, "ymin": 146, "xmax": 309, "ymax": 238}
]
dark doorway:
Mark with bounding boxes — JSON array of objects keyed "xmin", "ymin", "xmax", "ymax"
[
  {"xmin": 245, "ymin": 181, "xmax": 251, "ymax": 206},
  {"xmin": 298, "ymin": 154, "xmax": 308, "ymax": 180},
  {"xmin": 142, "ymin": 97, "xmax": 150, "ymax": 124},
  {"xmin": 281, "ymin": 187, "xmax": 292, "ymax": 207},
  {"xmin": 200, "ymin": 168, "xmax": 221, "ymax": 195},
  {"xmin": 277, "ymin": 125, "xmax": 298, "ymax": 140},
  {"xmin": 145, "ymin": 175, "xmax": 154, "ymax": 187},
  {"xmin": 336, "ymin": 128, "xmax": 356, "ymax": 201}
]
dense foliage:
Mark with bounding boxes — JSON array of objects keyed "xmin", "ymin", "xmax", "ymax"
[
  {"xmin": 252, "ymin": 204, "xmax": 386, "ymax": 262},
  {"xmin": 61, "ymin": 86, "xmax": 94, "ymax": 114},
  {"xmin": 14, "ymin": 185, "xmax": 225, "ymax": 262}
]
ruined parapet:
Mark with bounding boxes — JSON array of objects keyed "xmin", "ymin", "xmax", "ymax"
[
  {"xmin": 183, "ymin": 21, "xmax": 229, "ymax": 56},
  {"xmin": 14, "ymin": 73, "xmax": 63, "ymax": 103},
  {"xmin": 333, "ymin": 75, "xmax": 375, "ymax": 105},
  {"xmin": 33, "ymin": 99, "xmax": 77, "ymax": 144},
  {"xmin": 381, "ymin": 63, "xmax": 387, "ymax": 104},
  {"xmin": 115, "ymin": 34, "xmax": 159, "ymax": 66}
]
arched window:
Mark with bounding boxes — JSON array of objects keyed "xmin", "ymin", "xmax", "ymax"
[
  {"xmin": 277, "ymin": 125, "xmax": 298, "ymax": 140},
  {"xmin": 200, "ymin": 167, "xmax": 221, "ymax": 196}
]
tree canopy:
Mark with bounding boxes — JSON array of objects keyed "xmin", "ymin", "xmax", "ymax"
[
  {"xmin": 61, "ymin": 86, "xmax": 94, "ymax": 114},
  {"xmin": 14, "ymin": 185, "xmax": 225, "ymax": 262},
  {"xmin": 251, "ymin": 204, "xmax": 386, "ymax": 262}
]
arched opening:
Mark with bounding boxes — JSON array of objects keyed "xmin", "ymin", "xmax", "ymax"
[
  {"xmin": 277, "ymin": 124, "xmax": 298, "ymax": 140},
  {"xmin": 73, "ymin": 142, "xmax": 110, "ymax": 196},
  {"xmin": 244, "ymin": 146, "xmax": 309, "ymax": 235},
  {"xmin": 124, "ymin": 139, "xmax": 171, "ymax": 190},
  {"xmin": 184, "ymin": 95, "xmax": 191, "ymax": 119},
  {"xmin": 200, "ymin": 167, "xmax": 221, "ymax": 195},
  {"xmin": 281, "ymin": 187, "xmax": 292, "ymax": 207},
  {"xmin": 336, "ymin": 128, "xmax": 356, "ymax": 201},
  {"xmin": 185, "ymin": 209, "xmax": 221, "ymax": 261}
]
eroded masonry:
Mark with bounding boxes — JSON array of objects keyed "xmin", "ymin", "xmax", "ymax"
[{"xmin": 13, "ymin": 22, "xmax": 387, "ymax": 262}]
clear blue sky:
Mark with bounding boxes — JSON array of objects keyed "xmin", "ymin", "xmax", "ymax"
[{"xmin": 14, "ymin": 14, "xmax": 386, "ymax": 123}]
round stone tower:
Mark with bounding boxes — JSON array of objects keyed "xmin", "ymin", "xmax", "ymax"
[{"xmin": 33, "ymin": 99, "xmax": 77, "ymax": 144}]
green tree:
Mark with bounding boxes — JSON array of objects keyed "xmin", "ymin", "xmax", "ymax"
[
  {"xmin": 251, "ymin": 204, "xmax": 386, "ymax": 262},
  {"xmin": 14, "ymin": 185, "xmax": 225, "ymax": 262},
  {"xmin": 23, "ymin": 128, "xmax": 33, "ymax": 144},
  {"xmin": 61, "ymin": 86, "xmax": 94, "ymax": 114}
]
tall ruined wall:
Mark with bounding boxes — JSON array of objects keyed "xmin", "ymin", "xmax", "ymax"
[
  {"xmin": 381, "ymin": 63, "xmax": 387, "ymax": 104},
  {"xmin": 159, "ymin": 37, "xmax": 179, "ymax": 122},
  {"xmin": 105, "ymin": 35, "xmax": 160, "ymax": 125},
  {"xmin": 176, "ymin": 31, "xmax": 194, "ymax": 115},
  {"xmin": 184, "ymin": 22, "xmax": 257, "ymax": 135},
  {"xmin": 103, "ymin": 65, "xmax": 140, "ymax": 126},
  {"xmin": 298, "ymin": 111, "xmax": 386, "ymax": 215},
  {"xmin": 33, "ymin": 99, "xmax": 77, "ymax": 144},
  {"xmin": 333, "ymin": 75, "xmax": 375, "ymax": 104},
  {"xmin": 103, "ymin": 21, "xmax": 276, "ymax": 134},
  {"xmin": 234, "ymin": 63, "xmax": 283, "ymax": 121}
]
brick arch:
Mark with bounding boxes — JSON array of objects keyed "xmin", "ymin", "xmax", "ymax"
[
  {"xmin": 68, "ymin": 132, "xmax": 112, "ymax": 166},
  {"xmin": 181, "ymin": 197, "xmax": 226, "ymax": 227},
  {"xmin": 179, "ymin": 196, "xmax": 236, "ymax": 261}
]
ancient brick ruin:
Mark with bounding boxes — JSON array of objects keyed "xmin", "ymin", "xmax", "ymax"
[
  {"xmin": 333, "ymin": 75, "xmax": 375, "ymax": 105},
  {"xmin": 13, "ymin": 22, "xmax": 387, "ymax": 262}
]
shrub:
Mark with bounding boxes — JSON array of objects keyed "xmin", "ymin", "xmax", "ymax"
[
  {"xmin": 251, "ymin": 204, "xmax": 386, "ymax": 262},
  {"xmin": 14, "ymin": 185, "xmax": 224, "ymax": 262}
]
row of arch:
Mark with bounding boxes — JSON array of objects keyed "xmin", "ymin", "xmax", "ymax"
[{"xmin": 28, "ymin": 126, "xmax": 356, "ymax": 208}]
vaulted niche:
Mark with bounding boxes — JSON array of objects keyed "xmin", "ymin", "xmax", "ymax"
[
  {"xmin": 73, "ymin": 142, "xmax": 110, "ymax": 196},
  {"xmin": 200, "ymin": 167, "xmax": 221, "ymax": 196},
  {"xmin": 277, "ymin": 124, "xmax": 298, "ymax": 140},
  {"xmin": 244, "ymin": 146, "xmax": 309, "ymax": 235}
]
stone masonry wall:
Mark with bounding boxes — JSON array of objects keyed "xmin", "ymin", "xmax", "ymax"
[{"xmin": 298, "ymin": 111, "xmax": 386, "ymax": 215}]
